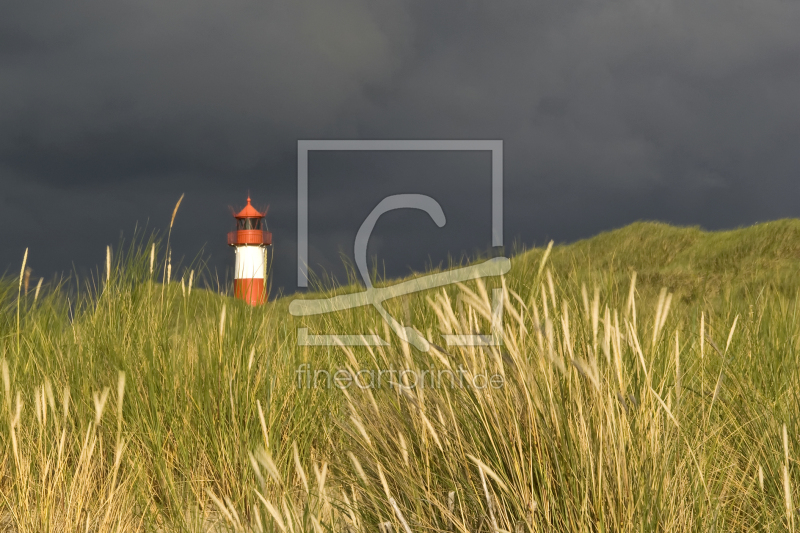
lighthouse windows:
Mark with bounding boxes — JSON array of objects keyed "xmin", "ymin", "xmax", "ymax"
[{"xmin": 237, "ymin": 218, "xmax": 263, "ymax": 230}]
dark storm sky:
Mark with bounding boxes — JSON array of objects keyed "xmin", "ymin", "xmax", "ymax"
[{"xmin": 2, "ymin": 0, "xmax": 799, "ymax": 295}]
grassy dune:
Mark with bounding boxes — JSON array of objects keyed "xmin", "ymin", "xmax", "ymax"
[{"xmin": 4, "ymin": 220, "xmax": 800, "ymax": 531}]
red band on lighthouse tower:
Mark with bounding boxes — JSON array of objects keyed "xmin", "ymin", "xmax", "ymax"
[{"xmin": 228, "ymin": 196, "xmax": 272, "ymax": 305}]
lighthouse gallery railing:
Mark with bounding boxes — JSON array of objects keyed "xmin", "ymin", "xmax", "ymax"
[{"xmin": 227, "ymin": 230, "xmax": 272, "ymax": 246}]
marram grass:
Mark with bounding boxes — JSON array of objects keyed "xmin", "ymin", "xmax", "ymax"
[{"xmin": 3, "ymin": 220, "xmax": 800, "ymax": 531}]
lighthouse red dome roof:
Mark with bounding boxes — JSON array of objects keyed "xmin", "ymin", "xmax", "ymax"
[{"xmin": 234, "ymin": 196, "xmax": 265, "ymax": 219}]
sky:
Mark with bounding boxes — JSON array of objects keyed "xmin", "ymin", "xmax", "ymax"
[{"xmin": 1, "ymin": 0, "xmax": 799, "ymax": 295}]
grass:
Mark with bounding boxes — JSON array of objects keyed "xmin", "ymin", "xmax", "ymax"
[{"xmin": 3, "ymin": 219, "xmax": 800, "ymax": 531}]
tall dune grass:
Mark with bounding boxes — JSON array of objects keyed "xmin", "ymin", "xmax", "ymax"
[{"xmin": 3, "ymin": 222, "xmax": 800, "ymax": 531}]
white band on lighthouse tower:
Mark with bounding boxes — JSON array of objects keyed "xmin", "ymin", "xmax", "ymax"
[{"xmin": 234, "ymin": 245, "xmax": 266, "ymax": 280}]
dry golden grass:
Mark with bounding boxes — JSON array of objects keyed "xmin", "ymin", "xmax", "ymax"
[{"xmin": 4, "ymin": 221, "xmax": 800, "ymax": 531}]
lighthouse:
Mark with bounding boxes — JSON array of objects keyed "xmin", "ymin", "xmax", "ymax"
[{"xmin": 228, "ymin": 196, "xmax": 272, "ymax": 305}]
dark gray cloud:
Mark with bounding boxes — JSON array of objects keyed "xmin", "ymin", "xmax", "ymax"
[{"xmin": 1, "ymin": 0, "xmax": 799, "ymax": 293}]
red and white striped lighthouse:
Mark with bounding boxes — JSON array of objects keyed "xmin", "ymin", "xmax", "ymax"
[{"xmin": 227, "ymin": 196, "xmax": 272, "ymax": 305}]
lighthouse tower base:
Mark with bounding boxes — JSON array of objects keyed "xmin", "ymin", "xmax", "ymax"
[
  {"xmin": 234, "ymin": 278, "xmax": 266, "ymax": 305},
  {"xmin": 234, "ymin": 245, "xmax": 267, "ymax": 306}
]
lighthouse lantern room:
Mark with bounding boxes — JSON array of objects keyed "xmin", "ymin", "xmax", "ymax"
[{"xmin": 228, "ymin": 196, "xmax": 272, "ymax": 305}]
